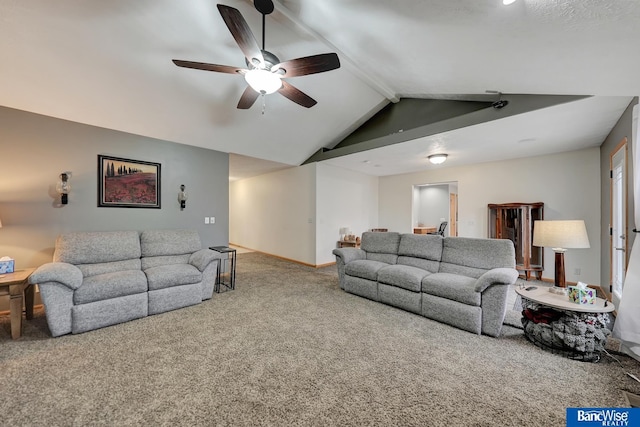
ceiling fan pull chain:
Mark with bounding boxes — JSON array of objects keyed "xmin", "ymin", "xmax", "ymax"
[{"xmin": 261, "ymin": 92, "xmax": 266, "ymax": 115}]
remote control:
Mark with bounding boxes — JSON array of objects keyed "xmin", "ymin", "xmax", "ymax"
[{"xmin": 525, "ymin": 286, "xmax": 537, "ymax": 291}]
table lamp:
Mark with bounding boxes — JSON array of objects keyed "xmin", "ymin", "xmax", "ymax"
[
  {"xmin": 339, "ymin": 227, "xmax": 350, "ymax": 240},
  {"xmin": 532, "ymin": 220, "xmax": 590, "ymax": 287}
]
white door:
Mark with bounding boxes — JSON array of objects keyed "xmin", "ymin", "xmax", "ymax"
[{"xmin": 611, "ymin": 139, "xmax": 628, "ymax": 308}]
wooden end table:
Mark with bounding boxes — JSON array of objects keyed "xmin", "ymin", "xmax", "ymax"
[
  {"xmin": 337, "ymin": 240, "xmax": 360, "ymax": 248},
  {"xmin": 0, "ymin": 268, "xmax": 36, "ymax": 339},
  {"xmin": 515, "ymin": 285, "xmax": 615, "ymax": 362}
]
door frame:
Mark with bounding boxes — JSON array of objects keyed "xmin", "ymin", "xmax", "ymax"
[{"xmin": 609, "ymin": 137, "xmax": 629, "ymax": 301}]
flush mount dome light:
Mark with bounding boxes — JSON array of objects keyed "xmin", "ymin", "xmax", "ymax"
[
  {"xmin": 428, "ymin": 154, "xmax": 448, "ymax": 165},
  {"xmin": 244, "ymin": 69, "xmax": 283, "ymax": 94}
]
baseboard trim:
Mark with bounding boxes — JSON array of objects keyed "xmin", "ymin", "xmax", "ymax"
[{"xmin": 228, "ymin": 243, "xmax": 336, "ymax": 269}]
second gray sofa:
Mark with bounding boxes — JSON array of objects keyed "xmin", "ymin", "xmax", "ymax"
[
  {"xmin": 333, "ymin": 232, "xmax": 519, "ymax": 337},
  {"xmin": 29, "ymin": 229, "xmax": 221, "ymax": 337}
]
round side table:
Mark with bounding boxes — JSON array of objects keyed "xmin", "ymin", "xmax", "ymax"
[{"xmin": 515, "ymin": 286, "xmax": 615, "ymax": 362}]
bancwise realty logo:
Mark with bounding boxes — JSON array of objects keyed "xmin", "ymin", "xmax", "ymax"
[{"xmin": 567, "ymin": 408, "xmax": 640, "ymax": 426}]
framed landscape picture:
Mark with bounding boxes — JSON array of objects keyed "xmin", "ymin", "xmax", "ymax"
[{"xmin": 98, "ymin": 155, "xmax": 161, "ymax": 208}]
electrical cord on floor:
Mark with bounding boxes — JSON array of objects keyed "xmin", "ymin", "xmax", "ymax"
[{"xmin": 603, "ymin": 348, "xmax": 640, "ymax": 384}]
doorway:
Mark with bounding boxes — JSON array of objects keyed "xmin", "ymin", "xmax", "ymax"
[
  {"xmin": 412, "ymin": 181, "xmax": 458, "ymax": 237},
  {"xmin": 610, "ymin": 137, "xmax": 628, "ymax": 307}
]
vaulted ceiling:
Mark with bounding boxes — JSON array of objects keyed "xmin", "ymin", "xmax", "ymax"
[{"xmin": 1, "ymin": 0, "xmax": 638, "ymax": 179}]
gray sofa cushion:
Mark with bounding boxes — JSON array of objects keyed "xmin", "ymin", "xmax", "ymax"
[
  {"xmin": 377, "ymin": 264, "xmax": 430, "ymax": 292},
  {"xmin": 421, "ymin": 273, "xmax": 480, "ymax": 306},
  {"xmin": 145, "ymin": 264, "xmax": 202, "ymax": 291},
  {"xmin": 189, "ymin": 249, "xmax": 220, "ymax": 272},
  {"xmin": 439, "ymin": 237, "xmax": 516, "ymax": 278},
  {"xmin": 398, "ymin": 234, "xmax": 443, "ymax": 260},
  {"xmin": 72, "ymin": 293, "xmax": 148, "ymax": 335},
  {"xmin": 74, "ymin": 270, "xmax": 148, "ymax": 305},
  {"xmin": 142, "ymin": 254, "xmax": 191, "ymax": 270},
  {"xmin": 361, "ymin": 232, "xmax": 400, "ymax": 264},
  {"xmin": 397, "ymin": 234, "xmax": 442, "ymax": 272},
  {"xmin": 77, "ymin": 259, "xmax": 142, "ymax": 278},
  {"xmin": 361, "ymin": 231, "xmax": 401, "ymax": 253},
  {"xmin": 345, "ymin": 259, "xmax": 389, "ymax": 281},
  {"xmin": 54, "ymin": 231, "xmax": 141, "ymax": 265},
  {"xmin": 140, "ymin": 229, "xmax": 202, "ymax": 257}
]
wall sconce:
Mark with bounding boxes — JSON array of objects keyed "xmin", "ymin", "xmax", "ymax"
[
  {"xmin": 178, "ymin": 184, "xmax": 188, "ymax": 210},
  {"xmin": 56, "ymin": 172, "xmax": 72, "ymax": 205}
]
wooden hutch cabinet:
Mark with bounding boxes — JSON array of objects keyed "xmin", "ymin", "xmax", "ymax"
[{"xmin": 488, "ymin": 202, "xmax": 544, "ymax": 280}]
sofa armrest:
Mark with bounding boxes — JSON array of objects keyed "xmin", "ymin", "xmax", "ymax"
[
  {"xmin": 28, "ymin": 262, "xmax": 83, "ymax": 290},
  {"xmin": 332, "ymin": 248, "xmax": 366, "ymax": 264},
  {"xmin": 474, "ymin": 268, "xmax": 519, "ymax": 293},
  {"xmin": 189, "ymin": 249, "xmax": 221, "ymax": 272}
]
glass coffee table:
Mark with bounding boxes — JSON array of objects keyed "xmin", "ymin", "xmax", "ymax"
[{"xmin": 515, "ymin": 285, "xmax": 615, "ymax": 362}]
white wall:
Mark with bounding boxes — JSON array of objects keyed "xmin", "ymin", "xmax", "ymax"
[
  {"xmin": 229, "ymin": 164, "xmax": 316, "ymax": 265},
  {"xmin": 316, "ymin": 163, "xmax": 379, "ymax": 265},
  {"xmin": 379, "ymin": 148, "xmax": 602, "ymax": 284},
  {"xmin": 230, "ymin": 163, "xmax": 378, "ymax": 266}
]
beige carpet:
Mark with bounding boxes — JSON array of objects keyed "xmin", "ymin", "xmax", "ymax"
[{"xmin": 1, "ymin": 253, "xmax": 639, "ymax": 426}]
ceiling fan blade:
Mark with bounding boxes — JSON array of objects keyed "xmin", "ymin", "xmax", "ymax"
[
  {"xmin": 217, "ymin": 4, "xmax": 264, "ymax": 66},
  {"xmin": 237, "ymin": 86, "xmax": 260, "ymax": 109},
  {"xmin": 273, "ymin": 53, "xmax": 340, "ymax": 78},
  {"xmin": 278, "ymin": 81, "xmax": 317, "ymax": 108},
  {"xmin": 172, "ymin": 60, "xmax": 247, "ymax": 75}
]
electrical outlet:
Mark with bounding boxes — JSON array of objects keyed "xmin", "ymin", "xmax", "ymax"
[
  {"xmin": 210, "ymin": 217, "xmax": 215, "ymax": 224},
  {"xmin": 204, "ymin": 217, "xmax": 210, "ymax": 224},
  {"xmin": 574, "ymin": 268, "xmax": 581, "ymax": 276}
]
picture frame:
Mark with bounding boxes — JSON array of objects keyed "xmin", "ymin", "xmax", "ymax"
[{"xmin": 98, "ymin": 155, "xmax": 161, "ymax": 208}]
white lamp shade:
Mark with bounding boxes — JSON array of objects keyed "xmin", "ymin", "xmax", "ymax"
[
  {"xmin": 533, "ymin": 220, "xmax": 590, "ymax": 249},
  {"xmin": 244, "ymin": 69, "xmax": 282, "ymax": 94}
]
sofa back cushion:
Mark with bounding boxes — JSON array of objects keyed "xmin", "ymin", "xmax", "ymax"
[
  {"xmin": 54, "ymin": 231, "xmax": 142, "ymax": 277},
  {"xmin": 439, "ymin": 237, "xmax": 516, "ymax": 278},
  {"xmin": 361, "ymin": 232, "xmax": 401, "ymax": 265},
  {"xmin": 140, "ymin": 229, "xmax": 202, "ymax": 269},
  {"xmin": 397, "ymin": 234, "xmax": 443, "ymax": 273}
]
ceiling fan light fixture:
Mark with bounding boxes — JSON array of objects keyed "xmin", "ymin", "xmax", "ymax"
[
  {"xmin": 503, "ymin": 0, "xmax": 517, "ymax": 5},
  {"xmin": 428, "ymin": 154, "xmax": 448, "ymax": 165},
  {"xmin": 244, "ymin": 69, "xmax": 282, "ymax": 94}
]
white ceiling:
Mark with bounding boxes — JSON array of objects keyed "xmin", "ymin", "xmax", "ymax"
[{"xmin": 1, "ymin": 0, "xmax": 638, "ymax": 180}]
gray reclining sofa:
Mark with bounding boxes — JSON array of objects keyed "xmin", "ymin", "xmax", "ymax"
[
  {"xmin": 333, "ymin": 232, "xmax": 519, "ymax": 336},
  {"xmin": 29, "ymin": 229, "xmax": 221, "ymax": 337}
]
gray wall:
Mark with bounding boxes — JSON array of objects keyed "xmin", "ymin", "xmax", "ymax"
[
  {"xmin": 417, "ymin": 185, "xmax": 449, "ymax": 232},
  {"xmin": 0, "ymin": 106, "xmax": 229, "ymax": 272},
  {"xmin": 600, "ymin": 97, "xmax": 638, "ymax": 297}
]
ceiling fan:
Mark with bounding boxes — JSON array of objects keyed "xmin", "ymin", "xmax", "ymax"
[{"xmin": 172, "ymin": 0, "xmax": 341, "ymax": 110}]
